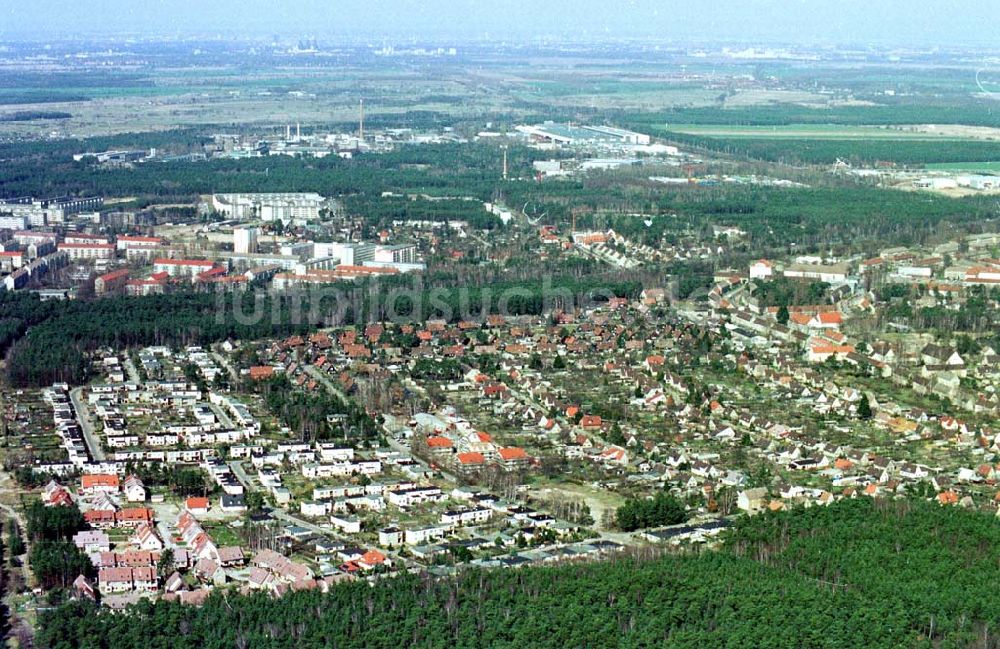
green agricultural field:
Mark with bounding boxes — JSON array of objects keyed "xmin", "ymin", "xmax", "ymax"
[
  {"xmin": 627, "ymin": 102, "xmax": 1000, "ymax": 128},
  {"xmin": 664, "ymin": 123, "xmax": 979, "ymax": 139},
  {"xmin": 923, "ymin": 161, "xmax": 1000, "ymax": 173}
]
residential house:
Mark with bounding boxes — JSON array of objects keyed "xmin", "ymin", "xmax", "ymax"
[{"xmin": 123, "ymin": 475, "xmax": 146, "ymax": 502}]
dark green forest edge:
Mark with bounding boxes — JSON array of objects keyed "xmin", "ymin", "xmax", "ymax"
[
  {"xmin": 0, "ymin": 278, "xmax": 639, "ymax": 387},
  {"xmin": 37, "ymin": 498, "xmax": 1000, "ymax": 648}
]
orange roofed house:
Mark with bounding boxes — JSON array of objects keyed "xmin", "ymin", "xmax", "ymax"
[
  {"xmin": 425, "ymin": 436, "xmax": 454, "ymax": 453},
  {"xmin": 498, "ymin": 447, "xmax": 531, "ymax": 469},
  {"xmin": 249, "ymin": 366, "xmax": 275, "ymax": 381},
  {"xmin": 456, "ymin": 452, "xmax": 485, "ymax": 468},
  {"xmin": 790, "ymin": 311, "xmax": 843, "ymax": 330},
  {"xmin": 81, "ymin": 474, "xmax": 120, "ymax": 495},
  {"xmin": 807, "ymin": 342, "xmax": 855, "ymax": 363}
]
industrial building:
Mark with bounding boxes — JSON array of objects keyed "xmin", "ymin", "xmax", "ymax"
[{"xmin": 515, "ymin": 122, "xmax": 651, "ymax": 147}]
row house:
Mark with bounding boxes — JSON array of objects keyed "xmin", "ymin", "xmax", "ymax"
[
  {"xmin": 106, "ymin": 435, "xmax": 140, "ymax": 448},
  {"xmin": 331, "ymin": 494, "xmax": 385, "ymax": 513},
  {"xmin": 98, "ymin": 567, "xmax": 157, "ymax": 594},
  {"xmin": 440, "ymin": 507, "xmax": 492, "ymax": 527},
  {"xmin": 317, "ymin": 445, "xmax": 354, "ymax": 462},
  {"xmin": 145, "ymin": 433, "xmax": 180, "ymax": 447},
  {"xmin": 404, "ymin": 525, "xmax": 449, "ymax": 545},
  {"xmin": 85, "ymin": 507, "xmax": 153, "ymax": 529},
  {"xmin": 73, "ymin": 530, "xmax": 111, "ymax": 554},
  {"xmin": 132, "ymin": 523, "xmax": 165, "ymax": 552},
  {"xmin": 229, "ymin": 445, "xmax": 264, "ymax": 459},
  {"xmin": 251, "ymin": 548, "xmax": 313, "ymax": 584},
  {"xmin": 80, "ymin": 474, "xmax": 120, "ymax": 495},
  {"xmin": 387, "ymin": 487, "xmax": 445, "ymax": 507},
  {"xmin": 300, "ymin": 501, "xmax": 332, "ymax": 517},
  {"xmin": 313, "ymin": 482, "xmax": 403, "ymax": 501},
  {"xmin": 300, "ymin": 460, "xmax": 382, "ymax": 479},
  {"xmin": 330, "ymin": 514, "xmax": 362, "ymax": 534}
]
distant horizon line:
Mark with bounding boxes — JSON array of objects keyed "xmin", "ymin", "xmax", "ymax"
[{"xmin": 0, "ymin": 31, "xmax": 998, "ymax": 52}]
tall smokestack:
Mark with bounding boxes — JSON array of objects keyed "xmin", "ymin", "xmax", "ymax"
[
  {"xmin": 359, "ymin": 99, "xmax": 364, "ymax": 141},
  {"xmin": 286, "ymin": 124, "xmax": 290, "ymax": 139},
  {"xmin": 502, "ymin": 147, "xmax": 508, "ymax": 181}
]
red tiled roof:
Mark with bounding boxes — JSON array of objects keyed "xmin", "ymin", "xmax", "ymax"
[
  {"xmin": 196, "ymin": 267, "xmax": 227, "ymax": 279},
  {"xmin": 154, "ymin": 258, "xmax": 215, "ymax": 267},
  {"xmin": 82, "ymin": 474, "xmax": 120, "ymax": 489},
  {"xmin": 59, "ymin": 242, "xmax": 114, "ymax": 249},
  {"xmin": 98, "ymin": 269, "xmax": 130, "ymax": 282},
  {"xmin": 249, "ymin": 366, "xmax": 274, "ymax": 380},
  {"xmin": 360, "ymin": 550, "xmax": 385, "ymax": 565},
  {"xmin": 118, "ymin": 235, "xmax": 164, "ymax": 243},
  {"xmin": 498, "ymin": 447, "xmax": 529, "ymax": 461}
]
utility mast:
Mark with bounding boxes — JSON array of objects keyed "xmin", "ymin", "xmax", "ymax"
[{"xmin": 359, "ymin": 99, "xmax": 365, "ymax": 141}]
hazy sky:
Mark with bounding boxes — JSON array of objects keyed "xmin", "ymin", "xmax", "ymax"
[{"xmin": 3, "ymin": 0, "xmax": 999, "ymax": 46}]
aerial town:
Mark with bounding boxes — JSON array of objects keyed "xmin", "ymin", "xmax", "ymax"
[{"xmin": 3, "ymin": 3, "xmax": 1000, "ymax": 647}]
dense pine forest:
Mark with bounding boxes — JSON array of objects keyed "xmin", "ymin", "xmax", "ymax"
[
  {"xmin": 0, "ymin": 292, "xmax": 315, "ymax": 387},
  {"xmin": 0, "ymin": 277, "xmax": 640, "ymax": 388},
  {"xmin": 5, "ymin": 135, "xmax": 1000, "ymax": 254},
  {"xmin": 37, "ymin": 498, "xmax": 1000, "ymax": 648}
]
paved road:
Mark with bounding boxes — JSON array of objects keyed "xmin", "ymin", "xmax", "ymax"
[
  {"xmin": 209, "ymin": 403, "xmax": 235, "ymax": 429},
  {"xmin": 211, "ymin": 350, "xmax": 240, "ymax": 384},
  {"xmin": 0, "ymin": 477, "xmax": 34, "ymax": 645},
  {"xmin": 229, "ymin": 460, "xmax": 256, "ymax": 490},
  {"xmin": 69, "ymin": 387, "xmax": 105, "ymax": 461},
  {"xmin": 0, "ymin": 473, "xmax": 31, "ymax": 586},
  {"xmin": 122, "ymin": 356, "xmax": 141, "ymax": 383},
  {"xmin": 156, "ymin": 520, "xmax": 179, "ymax": 549},
  {"xmin": 303, "ymin": 365, "xmax": 349, "ymax": 401},
  {"xmin": 269, "ymin": 509, "xmax": 330, "ymax": 536}
]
